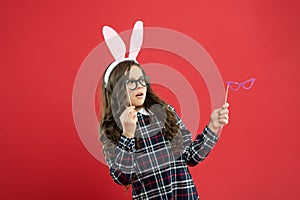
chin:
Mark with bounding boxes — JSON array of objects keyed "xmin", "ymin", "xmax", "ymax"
[
  {"xmin": 133, "ymin": 102, "xmax": 144, "ymax": 107},
  {"xmin": 132, "ymin": 99, "xmax": 145, "ymax": 107}
]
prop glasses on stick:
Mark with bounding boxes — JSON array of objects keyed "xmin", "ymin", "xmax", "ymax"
[{"xmin": 225, "ymin": 77, "xmax": 256, "ymax": 103}]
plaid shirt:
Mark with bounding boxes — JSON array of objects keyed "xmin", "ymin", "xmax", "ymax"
[{"xmin": 104, "ymin": 105, "xmax": 219, "ymax": 200}]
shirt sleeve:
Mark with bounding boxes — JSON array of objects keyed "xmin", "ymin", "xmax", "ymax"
[
  {"xmin": 103, "ymin": 135, "xmax": 137, "ymax": 186},
  {"xmin": 167, "ymin": 104, "xmax": 219, "ymax": 167}
]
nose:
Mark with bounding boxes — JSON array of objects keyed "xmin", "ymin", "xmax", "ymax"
[{"xmin": 136, "ymin": 81, "xmax": 143, "ymax": 89}]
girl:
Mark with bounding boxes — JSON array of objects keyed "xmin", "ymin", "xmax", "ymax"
[
  {"xmin": 100, "ymin": 60, "xmax": 229, "ymax": 200},
  {"xmin": 100, "ymin": 21, "xmax": 229, "ymax": 200}
]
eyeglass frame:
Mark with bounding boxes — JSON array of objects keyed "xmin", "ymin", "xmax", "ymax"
[
  {"xmin": 226, "ymin": 77, "xmax": 256, "ymax": 91},
  {"xmin": 125, "ymin": 76, "xmax": 150, "ymax": 90}
]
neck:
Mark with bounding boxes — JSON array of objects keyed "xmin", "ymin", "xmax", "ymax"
[{"xmin": 134, "ymin": 105, "xmax": 144, "ymax": 112}]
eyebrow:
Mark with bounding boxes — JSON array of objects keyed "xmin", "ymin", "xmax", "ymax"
[{"xmin": 128, "ymin": 75, "xmax": 144, "ymax": 80}]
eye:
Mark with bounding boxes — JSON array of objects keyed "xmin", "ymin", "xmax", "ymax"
[
  {"xmin": 127, "ymin": 80, "xmax": 135, "ymax": 85},
  {"xmin": 139, "ymin": 77, "xmax": 145, "ymax": 83}
]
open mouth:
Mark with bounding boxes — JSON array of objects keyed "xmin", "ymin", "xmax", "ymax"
[{"xmin": 135, "ymin": 92, "xmax": 144, "ymax": 97}]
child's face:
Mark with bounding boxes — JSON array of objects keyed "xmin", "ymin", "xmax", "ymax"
[{"xmin": 126, "ymin": 65, "xmax": 147, "ymax": 108}]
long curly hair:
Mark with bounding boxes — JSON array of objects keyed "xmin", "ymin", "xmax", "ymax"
[{"xmin": 99, "ymin": 60, "xmax": 181, "ymax": 160}]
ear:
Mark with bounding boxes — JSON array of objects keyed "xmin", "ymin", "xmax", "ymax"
[
  {"xmin": 128, "ymin": 21, "xmax": 143, "ymax": 60},
  {"xmin": 102, "ymin": 25, "xmax": 126, "ymax": 61}
]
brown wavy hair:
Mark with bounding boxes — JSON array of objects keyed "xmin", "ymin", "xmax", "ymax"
[{"xmin": 99, "ymin": 60, "xmax": 181, "ymax": 159}]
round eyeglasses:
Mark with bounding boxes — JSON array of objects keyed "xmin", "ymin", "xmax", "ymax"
[{"xmin": 126, "ymin": 76, "xmax": 150, "ymax": 90}]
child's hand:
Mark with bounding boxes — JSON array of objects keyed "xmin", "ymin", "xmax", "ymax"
[
  {"xmin": 120, "ymin": 106, "xmax": 137, "ymax": 138},
  {"xmin": 208, "ymin": 103, "xmax": 230, "ymax": 133}
]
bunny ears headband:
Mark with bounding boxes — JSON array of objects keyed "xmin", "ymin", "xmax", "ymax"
[{"xmin": 102, "ymin": 21, "xmax": 144, "ymax": 88}]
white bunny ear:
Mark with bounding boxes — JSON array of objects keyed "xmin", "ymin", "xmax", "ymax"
[
  {"xmin": 128, "ymin": 21, "xmax": 143, "ymax": 60},
  {"xmin": 102, "ymin": 25, "xmax": 126, "ymax": 61}
]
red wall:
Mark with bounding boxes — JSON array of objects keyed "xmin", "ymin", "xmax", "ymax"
[{"xmin": 1, "ymin": 0, "xmax": 299, "ymax": 199}]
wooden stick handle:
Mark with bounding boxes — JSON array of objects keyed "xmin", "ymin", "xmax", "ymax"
[
  {"xmin": 126, "ymin": 84, "xmax": 132, "ymax": 106},
  {"xmin": 224, "ymin": 84, "xmax": 229, "ymax": 104}
]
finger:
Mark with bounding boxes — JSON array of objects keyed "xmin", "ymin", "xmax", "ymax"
[
  {"xmin": 123, "ymin": 106, "xmax": 135, "ymax": 113},
  {"xmin": 128, "ymin": 110, "xmax": 137, "ymax": 119},
  {"xmin": 121, "ymin": 106, "xmax": 136, "ymax": 120},
  {"xmin": 129, "ymin": 110, "xmax": 137, "ymax": 117},
  {"xmin": 219, "ymin": 108, "xmax": 229, "ymax": 115},
  {"xmin": 223, "ymin": 102, "xmax": 230, "ymax": 109},
  {"xmin": 121, "ymin": 107, "xmax": 131, "ymax": 118},
  {"xmin": 128, "ymin": 107, "xmax": 136, "ymax": 114},
  {"xmin": 132, "ymin": 113, "xmax": 137, "ymax": 122},
  {"xmin": 218, "ymin": 114, "xmax": 229, "ymax": 120},
  {"xmin": 123, "ymin": 107, "xmax": 135, "ymax": 117},
  {"xmin": 218, "ymin": 118, "xmax": 229, "ymax": 124},
  {"xmin": 213, "ymin": 107, "xmax": 222, "ymax": 115},
  {"xmin": 219, "ymin": 118, "xmax": 229, "ymax": 125}
]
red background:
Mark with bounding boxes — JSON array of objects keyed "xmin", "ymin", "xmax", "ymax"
[{"xmin": 1, "ymin": 0, "xmax": 300, "ymax": 199}]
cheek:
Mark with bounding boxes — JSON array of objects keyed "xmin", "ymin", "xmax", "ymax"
[{"xmin": 128, "ymin": 90, "xmax": 134, "ymax": 97}]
